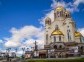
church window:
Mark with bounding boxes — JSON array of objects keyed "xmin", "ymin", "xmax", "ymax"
[
  {"xmin": 59, "ymin": 45, "xmax": 62, "ymax": 49},
  {"xmin": 54, "ymin": 45, "xmax": 57, "ymax": 49},
  {"xmin": 54, "ymin": 13, "xmax": 56, "ymax": 18},
  {"xmin": 54, "ymin": 36, "xmax": 56, "ymax": 42},
  {"xmin": 81, "ymin": 46, "xmax": 83, "ymax": 50},
  {"xmin": 46, "ymin": 34, "xmax": 48, "ymax": 41},
  {"xmin": 57, "ymin": 11, "xmax": 60, "ymax": 17},
  {"xmin": 67, "ymin": 30, "xmax": 69, "ymax": 41},
  {"xmin": 67, "ymin": 29, "xmax": 71, "ymax": 41},
  {"xmin": 59, "ymin": 36, "xmax": 61, "ymax": 41},
  {"xmin": 80, "ymin": 37, "xmax": 82, "ymax": 42},
  {"xmin": 66, "ymin": 14, "xmax": 67, "ymax": 17},
  {"xmin": 67, "ymin": 26, "xmax": 69, "ymax": 28},
  {"xmin": 68, "ymin": 14, "xmax": 70, "ymax": 17},
  {"xmin": 69, "ymin": 35, "xmax": 71, "ymax": 40},
  {"xmin": 60, "ymin": 11, "xmax": 63, "ymax": 17},
  {"xmin": 57, "ymin": 11, "xmax": 59, "ymax": 15}
]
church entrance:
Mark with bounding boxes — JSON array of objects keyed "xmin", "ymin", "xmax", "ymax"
[{"xmin": 39, "ymin": 53, "xmax": 46, "ymax": 58}]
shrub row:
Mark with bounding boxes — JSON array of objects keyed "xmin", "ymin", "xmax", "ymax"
[{"xmin": 25, "ymin": 58, "xmax": 84, "ymax": 62}]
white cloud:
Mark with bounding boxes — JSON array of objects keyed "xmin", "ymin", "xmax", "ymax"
[
  {"xmin": 40, "ymin": 0, "xmax": 84, "ymax": 25},
  {"xmin": 74, "ymin": 0, "xmax": 84, "ymax": 6},
  {"xmin": 23, "ymin": 38, "xmax": 44, "ymax": 49},
  {"xmin": 40, "ymin": 10, "xmax": 54, "ymax": 25},
  {"xmin": 51, "ymin": 0, "xmax": 66, "ymax": 9},
  {"xmin": 78, "ymin": 28, "xmax": 84, "ymax": 37},
  {"xmin": 5, "ymin": 41, "xmax": 21, "ymax": 48},
  {"xmin": 51, "ymin": 0, "xmax": 80, "ymax": 12},
  {"xmin": 17, "ymin": 50, "xmax": 23, "ymax": 56},
  {"xmin": 4, "ymin": 25, "xmax": 44, "ymax": 48},
  {"xmin": 0, "ymin": 40, "xmax": 4, "ymax": 44}
]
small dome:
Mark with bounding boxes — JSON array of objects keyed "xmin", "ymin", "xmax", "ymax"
[
  {"xmin": 56, "ymin": 6, "xmax": 64, "ymax": 11},
  {"xmin": 45, "ymin": 17, "xmax": 51, "ymax": 21},
  {"xmin": 65, "ymin": 11, "xmax": 70, "ymax": 14},
  {"xmin": 51, "ymin": 29, "xmax": 64, "ymax": 35},
  {"xmin": 45, "ymin": 17, "xmax": 51, "ymax": 25},
  {"xmin": 75, "ymin": 31, "xmax": 82, "ymax": 37},
  {"xmin": 65, "ymin": 11, "xmax": 71, "ymax": 18}
]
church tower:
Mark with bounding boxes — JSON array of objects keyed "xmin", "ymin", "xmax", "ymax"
[{"xmin": 45, "ymin": 17, "xmax": 51, "ymax": 45}]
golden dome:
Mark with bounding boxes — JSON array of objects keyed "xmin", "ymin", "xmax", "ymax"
[
  {"xmin": 51, "ymin": 29, "xmax": 64, "ymax": 35},
  {"xmin": 75, "ymin": 32, "xmax": 82, "ymax": 37},
  {"xmin": 56, "ymin": 6, "xmax": 64, "ymax": 11}
]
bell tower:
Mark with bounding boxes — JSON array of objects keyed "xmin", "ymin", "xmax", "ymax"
[
  {"xmin": 54, "ymin": 6, "xmax": 66, "ymax": 21},
  {"xmin": 45, "ymin": 17, "xmax": 51, "ymax": 45}
]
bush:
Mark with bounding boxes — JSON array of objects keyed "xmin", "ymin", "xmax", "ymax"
[{"xmin": 24, "ymin": 58, "xmax": 84, "ymax": 62}]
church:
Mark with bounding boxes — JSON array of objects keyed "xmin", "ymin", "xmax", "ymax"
[
  {"xmin": 43, "ymin": 6, "xmax": 84, "ymax": 58},
  {"xmin": 24, "ymin": 6, "xmax": 84, "ymax": 58}
]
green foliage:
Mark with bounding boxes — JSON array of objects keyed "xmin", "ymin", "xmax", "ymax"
[{"xmin": 24, "ymin": 58, "xmax": 84, "ymax": 62}]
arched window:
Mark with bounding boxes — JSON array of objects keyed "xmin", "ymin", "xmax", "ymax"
[
  {"xmin": 54, "ymin": 13, "xmax": 56, "ymax": 18},
  {"xmin": 66, "ymin": 15, "xmax": 67, "ymax": 17},
  {"xmin": 46, "ymin": 34, "xmax": 48, "ymax": 42},
  {"xmin": 80, "ymin": 37, "xmax": 82, "ymax": 42},
  {"xmin": 54, "ymin": 36, "xmax": 56, "ymax": 42},
  {"xmin": 59, "ymin": 36, "xmax": 61, "ymax": 41},
  {"xmin": 59, "ymin": 45, "xmax": 62, "ymax": 49},
  {"xmin": 67, "ymin": 30, "xmax": 69, "ymax": 41},
  {"xmin": 54, "ymin": 45, "xmax": 57, "ymax": 49},
  {"xmin": 67, "ymin": 29, "xmax": 71, "ymax": 41},
  {"xmin": 66, "ymin": 14, "xmax": 70, "ymax": 18},
  {"xmin": 81, "ymin": 46, "xmax": 83, "ymax": 50},
  {"xmin": 60, "ymin": 11, "xmax": 63, "ymax": 17},
  {"xmin": 57, "ymin": 11, "xmax": 60, "ymax": 17}
]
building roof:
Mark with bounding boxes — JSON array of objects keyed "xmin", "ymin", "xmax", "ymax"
[
  {"xmin": 56, "ymin": 6, "xmax": 64, "ymax": 11},
  {"xmin": 75, "ymin": 31, "xmax": 82, "ymax": 37},
  {"xmin": 51, "ymin": 29, "xmax": 64, "ymax": 35}
]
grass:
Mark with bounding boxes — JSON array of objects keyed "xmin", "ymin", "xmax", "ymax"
[{"xmin": 24, "ymin": 58, "xmax": 84, "ymax": 62}]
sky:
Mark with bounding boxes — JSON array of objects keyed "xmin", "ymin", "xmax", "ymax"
[{"xmin": 0, "ymin": 0, "xmax": 84, "ymax": 55}]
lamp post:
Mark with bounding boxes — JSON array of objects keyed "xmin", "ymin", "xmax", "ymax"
[
  {"xmin": 31, "ymin": 47, "xmax": 34, "ymax": 58},
  {"xmin": 22, "ymin": 47, "xmax": 25, "ymax": 59},
  {"xmin": 15, "ymin": 48, "xmax": 18, "ymax": 58},
  {"xmin": 6, "ymin": 48, "xmax": 11, "ymax": 61}
]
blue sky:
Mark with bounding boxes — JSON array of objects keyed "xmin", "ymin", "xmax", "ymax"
[
  {"xmin": 0, "ymin": 0, "xmax": 83, "ymax": 38},
  {"xmin": 0, "ymin": 0, "xmax": 84, "ymax": 54}
]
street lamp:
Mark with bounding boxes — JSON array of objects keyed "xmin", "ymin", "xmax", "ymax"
[
  {"xmin": 15, "ymin": 48, "xmax": 18, "ymax": 58},
  {"xmin": 6, "ymin": 48, "xmax": 11, "ymax": 61},
  {"xmin": 22, "ymin": 47, "xmax": 25, "ymax": 59}
]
